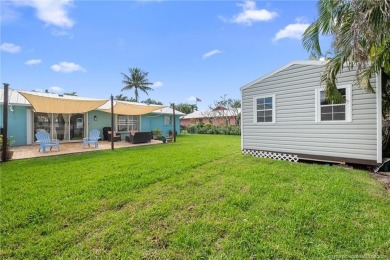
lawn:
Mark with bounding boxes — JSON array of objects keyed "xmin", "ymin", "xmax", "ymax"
[{"xmin": 1, "ymin": 135, "xmax": 389, "ymax": 258}]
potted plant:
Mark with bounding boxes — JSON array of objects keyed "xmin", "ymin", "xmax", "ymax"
[
  {"xmin": 153, "ymin": 128, "xmax": 162, "ymax": 140},
  {"xmin": 158, "ymin": 135, "xmax": 166, "ymax": 143},
  {"xmin": 0, "ymin": 135, "xmax": 15, "ymax": 161}
]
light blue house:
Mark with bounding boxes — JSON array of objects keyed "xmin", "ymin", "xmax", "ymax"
[{"xmin": 0, "ymin": 89, "xmax": 184, "ymax": 146}]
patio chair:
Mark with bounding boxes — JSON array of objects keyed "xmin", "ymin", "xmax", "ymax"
[
  {"xmin": 35, "ymin": 131, "xmax": 60, "ymax": 154},
  {"xmin": 83, "ymin": 130, "xmax": 100, "ymax": 149}
]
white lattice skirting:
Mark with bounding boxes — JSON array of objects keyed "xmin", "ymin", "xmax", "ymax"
[{"xmin": 243, "ymin": 149, "xmax": 298, "ymax": 163}]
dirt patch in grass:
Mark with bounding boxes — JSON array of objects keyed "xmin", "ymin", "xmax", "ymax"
[{"xmin": 373, "ymin": 172, "xmax": 390, "ymax": 195}]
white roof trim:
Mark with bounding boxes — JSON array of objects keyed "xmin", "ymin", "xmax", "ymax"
[{"xmin": 240, "ymin": 60, "xmax": 327, "ymax": 91}]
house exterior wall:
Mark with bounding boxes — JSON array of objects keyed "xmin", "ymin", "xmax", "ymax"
[
  {"xmin": 0, "ymin": 105, "xmax": 28, "ymax": 146},
  {"xmin": 141, "ymin": 114, "xmax": 181, "ymax": 136},
  {"xmin": 241, "ymin": 63, "xmax": 379, "ymax": 164},
  {"xmin": 0, "ymin": 107, "xmax": 181, "ymax": 146},
  {"xmin": 87, "ymin": 110, "xmax": 112, "ymax": 139}
]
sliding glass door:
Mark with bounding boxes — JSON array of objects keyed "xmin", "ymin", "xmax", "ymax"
[
  {"xmin": 70, "ymin": 114, "xmax": 84, "ymax": 140},
  {"xmin": 33, "ymin": 113, "xmax": 85, "ymax": 142}
]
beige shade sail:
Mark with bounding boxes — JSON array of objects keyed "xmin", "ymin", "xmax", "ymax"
[
  {"xmin": 99, "ymin": 100, "xmax": 165, "ymax": 115},
  {"xmin": 19, "ymin": 91, "xmax": 108, "ymax": 113}
]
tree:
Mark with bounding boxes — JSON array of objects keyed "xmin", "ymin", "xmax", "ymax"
[
  {"xmin": 302, "ymin": 0, "xmax": 390, "ymax": 102},
  {"xmin": 205, "ymin": 95, "xmax": 241, "ymax": 126},
  {"xmin": 141, "ymin": 98, "xmax": 163, "ymax": 105},
  {"xmin": 115, "ymin": 94, "xmax": 136, "ymax": 102},
  {"xmin": 172, "ymin": 103, "xmax": 196, "ymax": 114},
  {"xmin": 121, "ymin": 68, "xmax": 154, "ymax": 102},
  {"xmin": 302, "ymin": 0, "xmax": 390, "ymax": 153}
]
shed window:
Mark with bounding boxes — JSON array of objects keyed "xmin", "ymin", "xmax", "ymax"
[
  {"xmin": 315, "ymin": 85, "xmax": 352, "ymax": 122},
  {"xmin": 254, "ymin": 95, "xmax": 275, "ymax": 123}
]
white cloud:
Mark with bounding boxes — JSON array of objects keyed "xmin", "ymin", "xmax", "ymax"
[
  {"xmin": 187, "ymin": 96, "xmax": 197, "ymax": 102},
  {"xmin": 51, "ymin": 29, "xmax": 73, "ymax": 38},
  {"xmin": 25, "ymin": 59, "xmax": 42, "ymax": 65},
  {"xmin": 49, "ymin": 86, "xmax": 64, "ymax": 94},
  {"xmin": 51, "ymin": 62, "xmax": 86, "ymax": 73},
  {"xmin": 273, "ymin": 19, "xmax": 310, "ymax": 42},
  {"xmin": 11, "ymin": 0, "xmax": 75, "ymax": 28},
  {"xmin": 0, "ymin": 4, "xmax": 20, "ymax": 22},
  {"xmin": 202, "ymin": 49, "xmax": 222, "ymax": 60},
  {"xmin": 153, "ymin": 81, "xmax": 163, "ymax": 88},
  {"xmin": 0, "ymin": 42, "xmax": 21, "ymax": 53},
  {"xmin": 230, "ymin": 0, "xmax": 277, "ymax": 26}
]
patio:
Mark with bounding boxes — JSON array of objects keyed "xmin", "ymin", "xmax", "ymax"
[{"xmin": 9, "ymin": 140, "xmax": 163, "ymax": 160}]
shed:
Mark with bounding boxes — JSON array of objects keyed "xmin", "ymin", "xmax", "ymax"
[{"xmin": 240, "ymin": 60, "xmax": 384, "ymax": 165}]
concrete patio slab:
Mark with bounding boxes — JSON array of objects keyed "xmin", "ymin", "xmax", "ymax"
[{"xmin": 9, "ymin": 140, "xmax": 163, "ymax": 160}]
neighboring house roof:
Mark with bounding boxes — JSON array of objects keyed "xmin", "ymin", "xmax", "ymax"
[
  {"xmin": 182, "ymin": 108, "xmax": 241, "ymax": 119},
  {"xmin": 240, "ymin": 60, "xmax": 327, "ymax": 91}
]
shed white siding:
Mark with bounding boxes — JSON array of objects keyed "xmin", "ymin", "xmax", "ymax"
[{"xmin": 241, "ymin": 63, "xmax": 380, "ymax": 164}]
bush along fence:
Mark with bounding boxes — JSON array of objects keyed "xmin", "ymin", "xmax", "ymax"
[{"xmin": 186, "ymin": 123, "xmax": 241, "ymax": 135}]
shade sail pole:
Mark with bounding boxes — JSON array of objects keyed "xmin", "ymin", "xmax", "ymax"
[
  {"xmin": 2, "ymin": 83, "xmax": 9, "ymax": 162},
  {"xmin": 172, "ymin": 103, "xmax": 176, "ymax": 142},
  {"xmin": 111, "ymin": 95, "xmax": 114, "ymax": 150}
]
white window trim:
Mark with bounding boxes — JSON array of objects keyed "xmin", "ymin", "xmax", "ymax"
[
  {"xmin": 253, "ymin": 94, "xmax": 276, "ymax": 124},
  {"xmin": 315, "ymin": 85, "xmax": 352, "ymax": 123},
  {"xmin": 376, "ymin": 72, "xmax": 382, "ymax": 163},
  {"xmin": 116, "ymin": 115, "xmax": 139, "ymax": 132}
]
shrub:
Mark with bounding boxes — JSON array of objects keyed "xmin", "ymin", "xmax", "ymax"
[
  {"xmin": 0, "ymin": 135, "xmax": 15, "ymax": 151},
  {"xmin": 185, "ymin": 124, "xmax": 240, "ymax": 135}
]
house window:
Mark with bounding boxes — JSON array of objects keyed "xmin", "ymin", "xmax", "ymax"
[
  {"xmin": 164, "ymin": 115, "xmax": 173, "ymax": 125},
  {"xmin": 315, "ymin": 85, "xmax": 352, "ymax": 122},
  {"xmin": 117, "ymin": 115, "xmax": 139, "ymax": 132},
  {"xmin": 254, "ymin": 95, "xmax": 275, "ymax": 123}
]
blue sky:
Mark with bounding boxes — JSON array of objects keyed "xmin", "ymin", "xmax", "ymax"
[{"xmin": 1, "ymin": 0, "xmax": 322, "ymax": 109}]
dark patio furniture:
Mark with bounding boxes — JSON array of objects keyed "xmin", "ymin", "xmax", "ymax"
[
  {"xmin": 107, "ymin": 131, "xmax": 121, "ymax": 142},
  {"xmin": 102, "ymin": 127, "xmax": 111, "ymax": 141},
  {"xmin": 127, "ymin": 132, "xmax": 151, "ymax": 144}
]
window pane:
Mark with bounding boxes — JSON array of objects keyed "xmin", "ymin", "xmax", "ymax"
[
  {"xmin": 265, "ymin": 97, "xmax": 272, "ymax": 104},
  {"xmin": 321, "ymin": 106, "xmax": 332, "ymax": 113},
  {"xmin": 333, "ymin": 105, "xmax": 345, "ymax": 113},
  {"xmin": 339, "ymin": 88, "xmax": 346, "ymax": 96},
  {"xmin": 34, "ymin": 113, "xmax": 51, "ymax": 141},
  {"xmin": 265, "ymin": 116, "xmax": 272, "ymax": 122},
  {"xmin": 257, "ymin": 117, "xmax": 264, "ymax": 122},
  {"xmin": 265, "ymin": 110, "xmax": 272, "ymax": 117},
  {"xmin": 320, "ymin": 91, "xmax": 330, "ymax": 105},
  {"xmin": 265, "ymin": 103, "xmax": 272, "ymax": 109},
  {"xmin": 257, "ymin": 111, "xmax": 265, "ymax": 117},
  {"xmin": 257, "ymin": 104, "xmax": 265, "ymax": 110},
  {"xmin": 333, "ymin": 112, "xmax": 345, "ymax": 120},
  {"xmin": 321, "ymin": 113, "xmax": 332, "ymax": 121},
  {"xmin": 257, "ymin": 98, "xmax": 264, "ymax": 105}
]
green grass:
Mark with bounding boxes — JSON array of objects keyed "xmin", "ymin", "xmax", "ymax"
[{"xmin": 1, "ymin": 135, "xmax": 389, "ymax": 258}]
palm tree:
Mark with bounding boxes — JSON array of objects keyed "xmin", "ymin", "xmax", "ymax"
[
  {"xmin": 115, "ymin": 94, "xmax": 129, "ymax": 101},
  {"xmin": 141, "ymin": 98, "xmax": 163, "ymax": 105},
  {"xmin": 121, "ymin": 68, "xmax": 154, "ymax": 102},
  {"xmin": 302, "ymin": 0, "xmax": 390, "ymax": 102}
]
